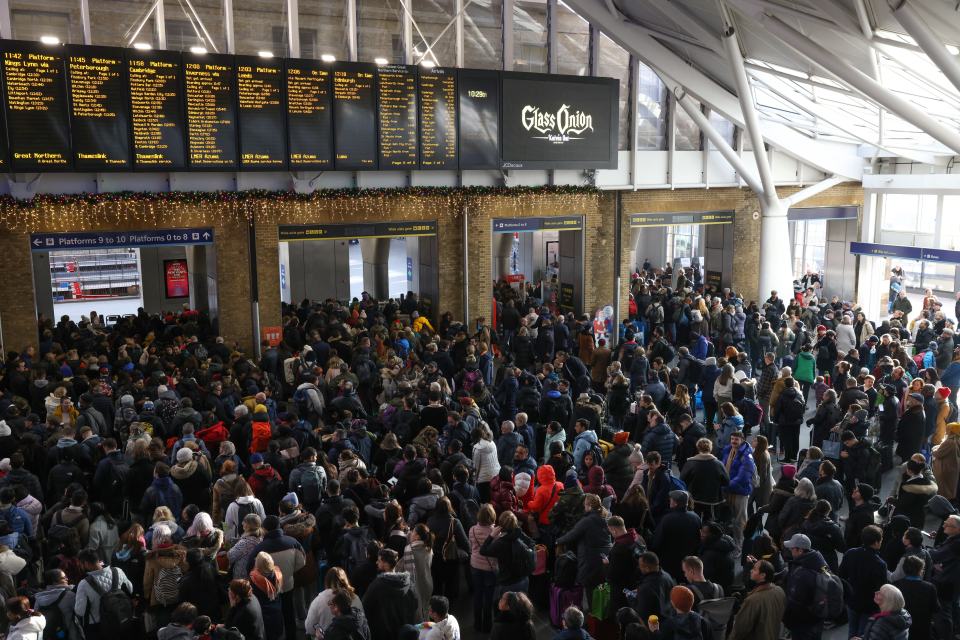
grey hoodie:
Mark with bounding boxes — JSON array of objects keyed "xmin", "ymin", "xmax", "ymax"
[
  {"xmin": 158, "ymin": 624, "xmax": 195, "ymax": 640},
  {"xmin": 407, "ymin": 493, "xmax": 438, "ymax": 525},
  {"xmin": 34, "ymin": 586, "xmax": 82, "ymax": 640}
]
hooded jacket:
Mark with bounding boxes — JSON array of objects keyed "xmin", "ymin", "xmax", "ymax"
[
  {"xmin": 34, "ymin": 586, "xmax": 82, "ymax": 640},
  {"xmin": 171, "ymin": 456, "xmax": 212, "ymax": 512},
  {"xmin": 140, "ymin": 476, "xmax": 183, "ymax": 521},
  {"xmin": 783, "ymin": 549, "xmax": 829, "ymax": 628},
  {"xmin": 584, "ymin": 466, "xmax": 617, "ymax": 503},
  {"xmin": 472, "ymin": 438, "xmax": 500, "ymax": 484},
  {"xmin": 602, "ymin": 443, "xmax": 635, "ymax": 499},
  {"xmin": 527, "ymin": 465, "xmax": 563, "ymax": 525},
  {"xmin": 680, "ymin": 453, "xmax": 729, "ymax": 505},
  {"xmin": 571, "ymin": 428, "xmax": 598, "ymax": 469},
  {"xmin": 323, "ymin": 607, "xmax": 371, "ymax": 640},
  {"xmin": 556, "ymin": 509, "xmax": 612, "ymax": 587},
  {"xmin": 861, "ymin": 609, "xmax": 912, "ymax": 640},
  {"xmin": 6, "ymin": 615, "xmax": 46, "ymax": 640},
  {"xmin": 247, "ymin": 529, "xmax": 306, "ymax": 593},
  {"xmin": 719, "ymin": 440, "xmax": 757, "ymax": 496},
  {"xmin": 360, "ymin": 571, "xmax": 418, "ymax": 640},
  {"xmin": 489, "ymin": 473, "xmax": 518, "ymax": 515}
]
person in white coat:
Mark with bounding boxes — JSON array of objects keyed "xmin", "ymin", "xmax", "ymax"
[
  {"xmin": 5, "ymin": 595, "xmax": 46, "ymax": 640},
  {"xmin": 471, "ymin": 424, "xmax": 500, "ymax": 504},
  {"xmin": 424, "ymin": 596, "xmax": 460, "ymax": 640},
  {"xmin": 835, "ymin": 316, "xmax": 858, "ymax": 357}
]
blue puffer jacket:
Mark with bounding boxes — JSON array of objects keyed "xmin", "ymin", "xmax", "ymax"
[
  {"xmin": 572, "ymin": 429, "xmax": 598, "ymax": 468},
  {"xmin": 719, "ymin": 440, "xmax": 756, "ymax": 496},
  {"xmin": 642, "ymin": 420, "xmax": 677, "ymax": 463}
]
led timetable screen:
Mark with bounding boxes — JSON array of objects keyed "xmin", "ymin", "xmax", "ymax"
[{"xmin": 0, "ymin": 42, "xmax": 618, "ymax": 172}]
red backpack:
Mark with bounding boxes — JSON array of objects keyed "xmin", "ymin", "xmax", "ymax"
[{"xmin": 250, "ymin": 421, "xmax": 272, "ymax": 454}]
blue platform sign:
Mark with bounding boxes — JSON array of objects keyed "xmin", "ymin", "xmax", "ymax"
[
  {"xmin": 849, "ymin": 242, "xmax": 921, "ymax": 260},
  {"xmin": 31, "ymin": 228, "xmax": 214, "ymax": 251},
  {"xmin": 492, "ymin": 216, "xmax": 583, "ymax": 232},
  {"xmin": 921, "ymin": 248, "xmax": 960, "ymax": 264}
]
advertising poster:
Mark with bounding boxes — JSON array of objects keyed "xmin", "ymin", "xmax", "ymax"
[{"xmin": 164, "ymin": 259, "xmax": 189, "ymax": 298}]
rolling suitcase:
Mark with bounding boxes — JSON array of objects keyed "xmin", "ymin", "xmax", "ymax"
[{"xmin": 549, "ymin": 584, "xmax": 584, "ymax": 628}]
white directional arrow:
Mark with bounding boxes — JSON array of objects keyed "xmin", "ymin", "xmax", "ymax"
[
  {"xmin": 202, "ymin": 232, "xmax": 211, "ymax": 240},
  {"xmin": 32, "ymin": 238, "xmax": 41, "ymax": 246}
]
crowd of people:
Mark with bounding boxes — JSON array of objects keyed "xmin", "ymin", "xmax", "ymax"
[{"xmin": 0, "ymin": 267, "xmax": 955, "ymax": 640}]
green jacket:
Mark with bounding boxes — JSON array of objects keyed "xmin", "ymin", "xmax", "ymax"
[{"xmin": 794, "ymin": 351, "xmax": 816, "ymax": 384}]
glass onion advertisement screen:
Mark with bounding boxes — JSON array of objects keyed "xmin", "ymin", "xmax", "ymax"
[{"xmin": 500, "ymin": 72, "xmax": 618, "ymax": 170}]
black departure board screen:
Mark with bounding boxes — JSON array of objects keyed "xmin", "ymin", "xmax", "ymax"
[
  {"xmin": 286, "ymin": 58, "xmax": 333, "ymax": 170},
  {"xmin": 332, "ymin": 62, "xmax": 377, "ymax": 170},
  {"xmin": 1, "ymin": 41, "xmax": 71, "ymax": 170},
  {"xmin": 183, "ymin": 52, "xmax": 238, "ymax": 169},
  {"xmin": 500, "ymin": 72, "xmax": 618, "ymax": 170},
  {"xmin": 67, "ymin": 45, "xmax": 131, "ymax": 170},
  {"xmin": 128, "ymin": 49, "xmax": 186, "ymax": 170},
  {"xmin": 0, "ymin": 75, "xmax": 10, "ymax": 170},
  {"xmin": 377, "ymin": 64, "xmax": 417, "ymax": 169},
  {"xmin": 457, "ymin": 69, "xmax": 499, "ymax": 170},
  {"xmin": 236, "ymin": 55, "xmax": 286, "ymax": 169},
  {"xmin": 418, "ymin": 67, "xmax": 456, "ymax": 170}
]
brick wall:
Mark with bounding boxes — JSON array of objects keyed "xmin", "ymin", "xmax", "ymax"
[{"xmin": 0, "ymin": 201, "xmax": 252, "ymax": 355}]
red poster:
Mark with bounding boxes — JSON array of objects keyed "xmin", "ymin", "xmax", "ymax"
[{"xmin": 164, "ymin": 259, "xmax": 190, "ymax": 298}]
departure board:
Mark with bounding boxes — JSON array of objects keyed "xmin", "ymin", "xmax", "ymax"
[
  {"xmin": 286, "ymin": 58, "xmax": 333, "ymax": 170},
  {"xmin": 67, "ymin": 45, "xmax": 131, "ymax": 170},
  {"xmin": 332, "ymin": 61, "xmax": 377, "ymax": 170},
  {"xmin": 0, "ymin": 75, "xmax": 10, "ymax": 170},
  {"xmin": 183, "ymin": 52, "xmax": 238, "ymax": 169},
  {"xmin": 457, "ymin": 69, "xmax": 499, "ymax": 170},
  {"xmin": 236, "ymin": 55, "xmax": 286, "ymax": 169},
  {"xmin": 128, "ymin": 49, "xmax": 186, "ymax": 170},
  {"xmin": 418, "ymin": 67, "xmax": 456, "ymax": 170},
  {"xmin": 1, "ymin": 40, "xmax": 71, "ymax": 170},
  {"xmin": 377, "ymin": 64, "xmax": 417, "ymax": 169}
]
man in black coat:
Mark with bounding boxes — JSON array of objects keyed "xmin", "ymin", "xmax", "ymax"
[
  {"xmin": 894, "ymin": 556, "xmax": 940, "ymax": 640},
  {"xmin": 361, "ymin": 549, "xmax": 418, "ymax": 640},
  {"xmin": 783, "ymin": 534, "xmax": 830, "ymax": 640},
  {"xmin": 630, "ymin": 551, "xmax": 677, "ymax": 620},
  {"xmin": 650, "ymin": 491, "xmax": 702, "ymax": 581},
  {"xmin": 844, "ymin": 483, "xmax": 878, "ymax": 548},
  {"xmin": 838, "ymin": 525, "xmax": 888, "ymax": 639}
]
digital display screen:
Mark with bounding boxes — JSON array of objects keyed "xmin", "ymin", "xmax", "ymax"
[
  {"xmin": 418, "ymin": 67, "xmax": 456, "ymax": 170},
  {"xmin": 67, "ymin": 45, "xmax": 131, "ymax": 170},
  {"xmin": 286, "ymin": 58, "xmax": 333, "ymax": 170},
  {"xmin": 332, "ymin": 61, "xmax": 377, "ymax": 170},
  {"xmin": 236, "ymin": 55, "xmax": 286, "ymax": 169},
  {"xmin": 500, "ymin": 72, "xmax": 618, "ymax": 170},
  {"xmin": 377, "ymin": 64, "xmax": 418, "ymax": 169},
  {"xmin": 457, "ymin": 69, "xmax": 499, "ymax": 170},
  {"xmin": 183, "ymin": 52, "xmax": 238, "ymax": 169},
  {"xmin": 128, "ymin": 49, "xmax": 186, "ymax": 170},
  {"xmin": 1, "ymin": 40, "xmax": 71, "ymax": 170}
]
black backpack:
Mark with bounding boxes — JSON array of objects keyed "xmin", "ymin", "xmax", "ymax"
[
  {"xmin": 780, "ymin": 392, "xmax": 806, "ymax": 424},
  {"xmin": 513, "ymin": 535, "xmax": 536, "ymax": 577},
  {"xmin": 554, "ymin": 550, "xmax": 578, "ymax": 587},
  {"xmin": 85, "ymin": 567, "xmax": 135, "ymax": 635},
  {"xmin": 341, "ymin": 527, "xmax": 372, "ymax": 575},
  {"xmin": 261, "ymin": 475, "xmax": 286, "ymax": 515},
  {"xmin": 38, "ymin": 587, "xmax": 71, "ymax": 640},
  {"xmin": 234, "ymin": 500, "xmax": 257, "ymax": 538}
]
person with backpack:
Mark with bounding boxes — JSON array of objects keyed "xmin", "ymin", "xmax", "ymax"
[
  {"xmin": 140, "ymin": 463, "xmax": 183, "ymax": 523},
  {"xmin": 773, "ymin": 377, "xmax": 807, "ymax": 463},
  {"xmin": 647, "ymin": 586, "xmax": 712, "ymax": 640},
  {"xmin": 287, "ymin": 447, "xmax": 327, "ymax": 512},
  {"xmin": 34, "ymin": 568, "xmax": 83, "ymax": 640},
  {"xmin": 91, "ymin": 438, "xmax": 129, "ymax": 516},
  {"xmin": 838, "ymin": 525, "xmax": 889, "ymax": 639},
  {"xmin": 247, "ymin": 454, "xmax": 285, "ymax": 515},
  {"xmin": 293, "ymin": 374, "xmax": 324, "ymax": 426},
  {"xmin": 782, "ymin": 533, "xmax": 834, "ymax": 640},
  {"xmin": 74, "ymin": 548, "xmax": 134, "ymax": 640},
  {"xmin": 556, "ymin": 493, "xmax": 612, "ymax": 600},
  {"xmin": 479, "ymin": 510, "xmax": 536, "ymax": 603}
]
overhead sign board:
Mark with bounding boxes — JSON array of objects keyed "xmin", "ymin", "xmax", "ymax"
[
  {"xmin": 31, "ymin": 228, "xmax": 213, "ymax": 251},
  {"xmin": 787, "ymin": 206, "xmax": 858, "ymax": 221},
  {"xmin": 629, "ymin": 211, "xmax": 735, "ymax": 228},
  {"xmin": 278, "ymin": 220, "xmax": 437, "ymax": 241},
  {"xmin": 491, "ymin": 216, "xmax": 583, "ymax": 233},
  {"xmin": 849, "ymin": 242, "xmax": 922, "ymax": 260}
]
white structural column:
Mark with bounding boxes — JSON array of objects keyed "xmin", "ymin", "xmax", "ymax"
[
  {"xmin": 722, "ymin": 27, "xmax": 793, "ymax": 303},
  {"xmin": 890, "ymin": 0, "xmax": 960, "ymax": 95},
  {"xmin": 762, "ymin": 14, "xmax": 960, "ymax": 156}
]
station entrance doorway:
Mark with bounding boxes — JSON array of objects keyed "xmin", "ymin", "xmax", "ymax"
[
  {"xmin": 491, "ymin": 216, "xmax": 584, "ymax": 315},
  {"xmin": 629, "ymin": 211, "xmax": 734, "ymax": 290},
  {"xmin": 788, "ymin": 206, "xmax": 859, "ymax": 301},
  {"xmin": 278, "ymin": 221, "xmax": 439, "ymax": 317},
  {"xmin": 30, "ymin": 228, "xmax": 218, "ymax": 327}
]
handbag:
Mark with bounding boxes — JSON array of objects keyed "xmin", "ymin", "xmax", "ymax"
[
  {"xmin": 823, "ymin": 432, "xmax": 842, "ymax": 459},
  {"xmin": 590, "ymin": 583, "xmax": 611, "ymax": 620},
  {"xmin": 442, "ymin": 520, "xmax": 459, "ymax": 562},
  {"xmin": 533, "ymin": 543, "xmax": 548, "ymax": 575}
]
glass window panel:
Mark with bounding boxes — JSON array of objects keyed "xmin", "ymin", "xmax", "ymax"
[
  {"xmin": 232, "ymin": 0, "xmax": 286, "ymax": 56},
  {"xmin": 412, "ymin": 0, "xmax": 456, "ymax": 66},
  {"xmin": 299, "ymin": 0, "xmax": 348, "ymax": 61},
  {"xmin": 91, "ymin": 0, "xmax": 156, "ymax": 48},
  {"xmin": 514, "ymin": 0, "xmax": 547, "ymax": 72},
  {"xmin": 555, "ymin": 1, "xmax": 588, "ymax": 76},
  {"xmin": 882, "ymin": 194, "xmax": 921, "ymax": 232},
  {"xmin": 674, "ymin": 97, "xmax": 702, "ymax": 151},
  {"xmin": 918, "ymin": 194, "xmax": 937, "ymax": 233},
  {"xmin": 941, "ymin": 196, "xmax": 960, "ymax": 250},
  {"xmin": 922, "ymin": 262, "xmax": 956, "ymax": 293},
  {"xmin": 11, "ymin": 1, "xmax": 83, "ymax": 43},
  {"xmin": 359, "ymin": 0, "xmax": 404, "ymax": 64},
  {"xmin": 900, "ymin": 260, "xmax": 923, "ymax": 290},
  {"xmin": 599, "ymin": 35, "xmax": 629, "ymax": 150},
  {"xmin": 636, "ymin": 63, "xmax": 666, "ymax": 151},
  {"xmin": 164, "ymin": 0, "xmax": 226, "ymax": 53},
  {"xmin": 464, "ymin": 0, "xmax": 502, "ymax": 69},
  {"xmin": 707, "ymin": 110, "xmax": 735, "ymax": 150}
]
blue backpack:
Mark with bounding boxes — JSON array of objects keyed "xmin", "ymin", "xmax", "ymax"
[{"xmin": 668, "ymin": 473, "xmax": 687, "ymax": 493}]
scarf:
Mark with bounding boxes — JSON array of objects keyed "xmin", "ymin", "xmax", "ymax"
[
  {"xmin": 724, "ymin": 446, "xmax": 737, "ymax": 473},
  {"xmin": 249, "ymin": 567, "xmax": 281, "ymax": 601}
]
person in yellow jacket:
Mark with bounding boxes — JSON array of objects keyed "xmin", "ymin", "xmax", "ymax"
[{"xmin": 412, "ymin": 311, "xmax": 434, "ymax": 334}]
